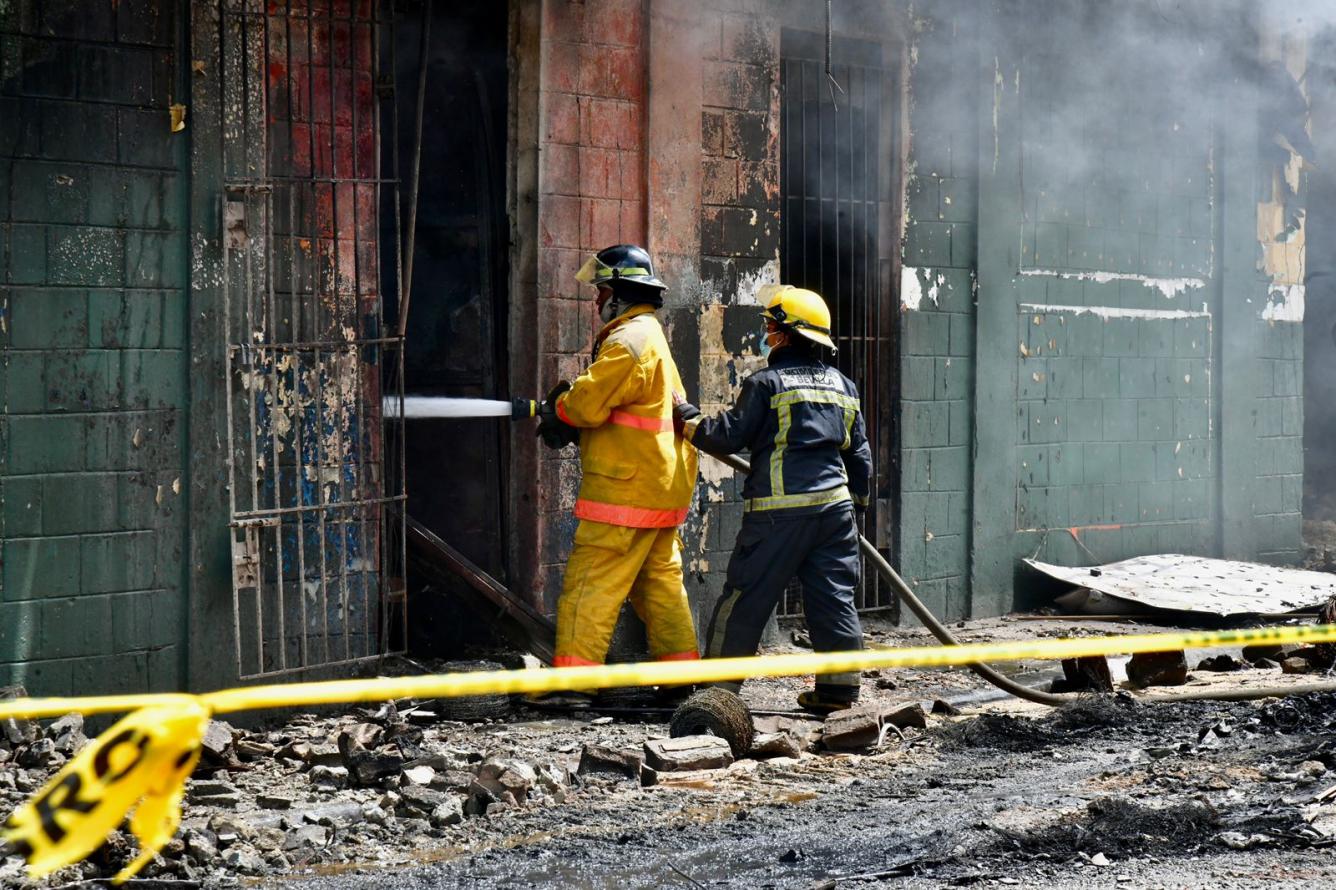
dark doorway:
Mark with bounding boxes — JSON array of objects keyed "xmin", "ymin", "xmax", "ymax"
[
  {"xmin": 386, "ymin": 3, "xmax": 511, "ymax": 651},
  {"xmin": 779, "ymin": 29, "xmax": 899, "ymax": 616}
]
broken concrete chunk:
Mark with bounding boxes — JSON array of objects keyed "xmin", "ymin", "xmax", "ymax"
[
  {"xmin": 222, "ymin": 846, "xmax": 266, "ymax": 874},
  {"xmin": 1126, "ymin": 650, "xmax": 1188, "ymax": 687},
  {"xmin": 402, "ymin": 765, "xmax": 436, "ymax": 786},
  {"xmin": 345, "ymin": 751, "xmax": 405, "ymax": 787},
  {"xmin": 576, "ymin": 744, "xmax": 643, "ymax": 779},
  {"xmin": 931, "ymin": 699, "xmax": 963, "ymax": 716},
  {"xmin": 283, "ymin": 824, "xmax": 329, "ymax": 851},
  {"xmin": 1282, "ymin": 656, "xmax": 1314, "ymax": 675},
  {"xmin": 202, "ymin": 720, "xmax": 236, "ymax": 758},
  {"xmin": 339, "ymin": 723, "xmax": 385, "ymax": 752},
  {"xmin": 187, "ymin": 779, "xmax": 242, "ymax": 808},
  {"xmin": 0, "ymin": 687, "xmax": 38, "ymax": 746},
  {"xmin": 748, "ymin": 732, "xmax": 801, "ymax": 760},
  {"xmin": 257, "ymin": 793, "xmax": 295, "ymax": 810},
  {"xmin": 17, "ymin": 738, "xmax": 57, "ymax": 768},
  {"xmin": 183, "ymin": 828, "xmax": 218, "ymax": 861},
  {"xmin": 430, "ymin": 797, "xmax": 464, "ymax": 827},
  {"xmin": 208, "ymin": 814, "xmax": 256, "ymax": 846},
  {"xmin": 643, "ymin": 735, "xmax": 733, "ymax": 772},
  {"xmin": 1053, "ymin": 656, "xmax": 1116, "ymax": 693},
  {"xmin": 430, "ymin": 769, "xmax": 477, "ymax": 793},
  {"xmin": 1243, "ymin": 644, "xmax": 1285, "ymax": 662},
  {"xmin": 235, "ymin": 739, "xmax": 276, "ymax": 760},
  {"xmin": 475, "ymin": 759, "xmax": 536, "ymax": 800},
  {"xmin": 881, "ymin": 702, "xmax": 928, "ymax": 730},
  {"xmin": 308, "ymin": 765, "xmax": 349, "ymax": 789},
  {"xmin": 45, "ymin": 714, "xmax": 85, "ymax": 755},
  {"xmin": 821, "ymin": 707, "xmax": 882, "ymax": 751},
  {"xmin": 1196, "ymin": 654, "xmax": 1244, "ymax": 672},
  {"xmin": 398, "ymin": 785, "xmax": 450, "ymax": 817}
]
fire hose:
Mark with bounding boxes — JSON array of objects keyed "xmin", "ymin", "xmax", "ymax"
[{"xmin": 390, "ymin": 392, "xmax": 1336, "ymax": 707}]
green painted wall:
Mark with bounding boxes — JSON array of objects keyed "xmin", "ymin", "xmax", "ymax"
[
  {"xmin": 0, "ymin": 0, "xmax": 190, "ymax": 695},
  {"xmin": 896, "ymin": 7, "xmax": 979, "ymax": 619},
  {"xmin": 901, "ymin": 0, "xmax": 1305, "ymax": 617}
]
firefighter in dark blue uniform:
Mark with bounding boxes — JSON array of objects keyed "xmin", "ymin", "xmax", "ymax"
[{"xmin": 673, "ymin": 285, "xmax": 873, "ymax": 714}]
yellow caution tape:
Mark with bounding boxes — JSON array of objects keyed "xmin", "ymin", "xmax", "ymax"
[
  {"xmin": 3, "ymin": 698, "xmax": 208, "ymax": 882},
  {"xmin": 4, "ymin": 620, "xmax": 1336, "ymax": 880}
]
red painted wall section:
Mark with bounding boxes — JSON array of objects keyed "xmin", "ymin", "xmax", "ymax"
[
  {"xmin": 532, "ymin": 0, "xmax": 650, "ymax": 608},
  {"xmin": 265, "ymin": 0, "xmax": 379, "ymax": 320}
]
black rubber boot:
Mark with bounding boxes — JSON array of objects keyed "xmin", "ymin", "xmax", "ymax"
[{"xmin": 796, "ymin": 689, "xmax": 857, "ymax": 716}]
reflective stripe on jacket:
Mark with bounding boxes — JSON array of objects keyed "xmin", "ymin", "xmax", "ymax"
[
  {"xmin": 556, "ymin": 305, "xmax": 698, "ymax": 528},
  {"xmin": 684, "ymin": 347, "xmax": 872, "ymax": 515}
]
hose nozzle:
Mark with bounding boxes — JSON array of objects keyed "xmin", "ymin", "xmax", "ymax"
[{"xmin": 511, "ymin": 398, "xmax": 539, "ymax": 420}]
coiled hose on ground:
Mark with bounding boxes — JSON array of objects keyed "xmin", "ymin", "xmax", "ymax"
[{"xmin": 705, "ymin": 451, "xmax": 1336, "ymax": 708}]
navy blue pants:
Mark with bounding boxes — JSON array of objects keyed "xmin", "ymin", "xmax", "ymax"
[{"xmin": 704, "ymin": 506, "xmax": 864, "ymax": 701}]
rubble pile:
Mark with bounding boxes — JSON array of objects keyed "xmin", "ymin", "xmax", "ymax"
[{"xmin": 0, "ymin": 688, "xmax": 936, "ymax": 886}]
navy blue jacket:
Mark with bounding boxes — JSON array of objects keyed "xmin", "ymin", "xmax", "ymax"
[{"xmin": 685, "ymin": 347, "xmax": 872, "ymax": 515}]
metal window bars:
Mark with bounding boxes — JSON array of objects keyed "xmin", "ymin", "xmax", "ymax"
[
  {"xmin": 219, "ymin": 0, "xmax": 405, "ymax": 678},
  {"xmin": 779, "ymin": 31, "xmax": 898, "ymax": 618}
]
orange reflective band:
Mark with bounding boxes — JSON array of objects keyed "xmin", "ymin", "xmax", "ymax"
[
  {"xmin": 607, "ymin": 409, "xmax": 674, "ymax": 433},
  {"xmin": 574, "ymin": 499, "xmax": 688, "ymax": 528},
  {"xmin": 556, "ymin": 399, "xmax": 574, "ymax": 426},
  {"xmin": 552, "ymin": 655, "xmax": 601, "ymax": 668},
  {"xmin": 656, "ymin": 651, "xmax": 700, "ymax": 662}
]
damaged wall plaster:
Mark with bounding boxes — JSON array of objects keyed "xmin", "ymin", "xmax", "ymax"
[{"xmin": 1018, "ymin": 269, "xmax": 1207, "ymax": 301}]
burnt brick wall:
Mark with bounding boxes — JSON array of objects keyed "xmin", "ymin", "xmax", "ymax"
[
  {"xmin": 531, "ymin": 0, "xmax": 649, "ymax": 610},
  {"xmin": 0, "ymin": 0, "xmax": 188, "ymax": 695}
]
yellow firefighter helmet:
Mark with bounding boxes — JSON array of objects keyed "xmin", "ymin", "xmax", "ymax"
[{"xmin": 758, "ymin": 284, "xmax": 836, "ymax": 352}]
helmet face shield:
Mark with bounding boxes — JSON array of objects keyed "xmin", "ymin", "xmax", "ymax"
[{"xmin": 575, "ymin": 254, "xmax": 610, "ymax": 286}]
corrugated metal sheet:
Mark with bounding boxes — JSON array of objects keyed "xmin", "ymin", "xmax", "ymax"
[{"xmin": 1026, "ymin": 554, "xmax": 1336, "ymax": 616}]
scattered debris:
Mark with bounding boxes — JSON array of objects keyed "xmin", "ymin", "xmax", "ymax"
[
  {"xmin": 1282, "ymin": 656, "xmax": 1314, "ymax": 675},
  {"xmin": 644, "ymin": 736, "xmax": 733, "ymax": 772},
  {"xmin": 1126, "ymin": 650, "xmax": 1189, "ymax": 687},
  {"xmin": 1052, "ymin": 655, "xmax": 1116, "ymax": 693},
  {"xmin": 1196, "ymin": 654, "xmax": 1244, "ymax": 672},
  {"xmin": 577, "ymin": 744, "xmax": 643, "ymax": 780}
]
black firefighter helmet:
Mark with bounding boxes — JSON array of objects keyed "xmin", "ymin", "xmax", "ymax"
[{"xmin": 575, "ymin": 243, "xmax": 667, "ymax": 305}]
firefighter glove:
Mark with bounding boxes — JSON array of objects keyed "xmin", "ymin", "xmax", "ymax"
[
  {"xmin": 671, "ymin": 396, "xmax": 701, "ymax": 438},
  {"xmin": 537, "ymin": 381, "xmax": 579, "ymax": 450}
]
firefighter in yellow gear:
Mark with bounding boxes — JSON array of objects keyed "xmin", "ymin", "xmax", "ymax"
[{"xmin": 534, "ymin": 244, "xmax": 700, "ymax": 704}]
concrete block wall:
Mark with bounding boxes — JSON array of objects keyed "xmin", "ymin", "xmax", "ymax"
[
  {"xmin": 1254, "ymin": 318, "xmax": 1303, "ymax": 563},
  {"xmin": 0, "ymin": 0, "xmax": 187, "ymax": 695},
  {"xmin": 1000, "ymin": 16, "xmax": 1221, "ymax": 577},
  {"xmin": 677, "ymin": 8, "xmax": 780, "ymax": 627},
  {"xmin": 896, "ymin": 7, "xmax": 978, "ymax": 619}
]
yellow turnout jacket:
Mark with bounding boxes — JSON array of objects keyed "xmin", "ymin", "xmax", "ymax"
[{"xmin": 556, "ymin": 305, "xmax": 698, "ymax": 527}]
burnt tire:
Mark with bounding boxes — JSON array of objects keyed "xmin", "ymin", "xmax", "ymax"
[
  {"xmin": 669, "ymin": 687, "xmax": 753, "ymax": 759},
  {"xmin": 433, "ymin": 660, "xmax": 512, "ymax": 722}
]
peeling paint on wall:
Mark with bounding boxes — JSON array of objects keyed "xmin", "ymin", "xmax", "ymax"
[
  {"xmin": 900, "ymin": 265, "xmax": 945, "ymax": 310},
  {"xmin": 1018, "ymin": 302, "xmax": 1212, "ymax": 321},
  {"xmin": 1018, "ymin": 268, "xmax": 1206, "ymax": 300},
  {"xmin": 1262, "ymin": 284, "xmax": 1306, "ymax": 322}
]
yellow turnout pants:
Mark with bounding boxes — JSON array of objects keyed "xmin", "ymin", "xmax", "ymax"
[{"xmin": 553, "ymin": 520, "xmax": 700, "ymax": 667}]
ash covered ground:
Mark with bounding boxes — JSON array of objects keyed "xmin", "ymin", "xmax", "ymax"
[{"xmin": 5, "ymin": 618, "xmax": 1336, "ymax": 889}]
